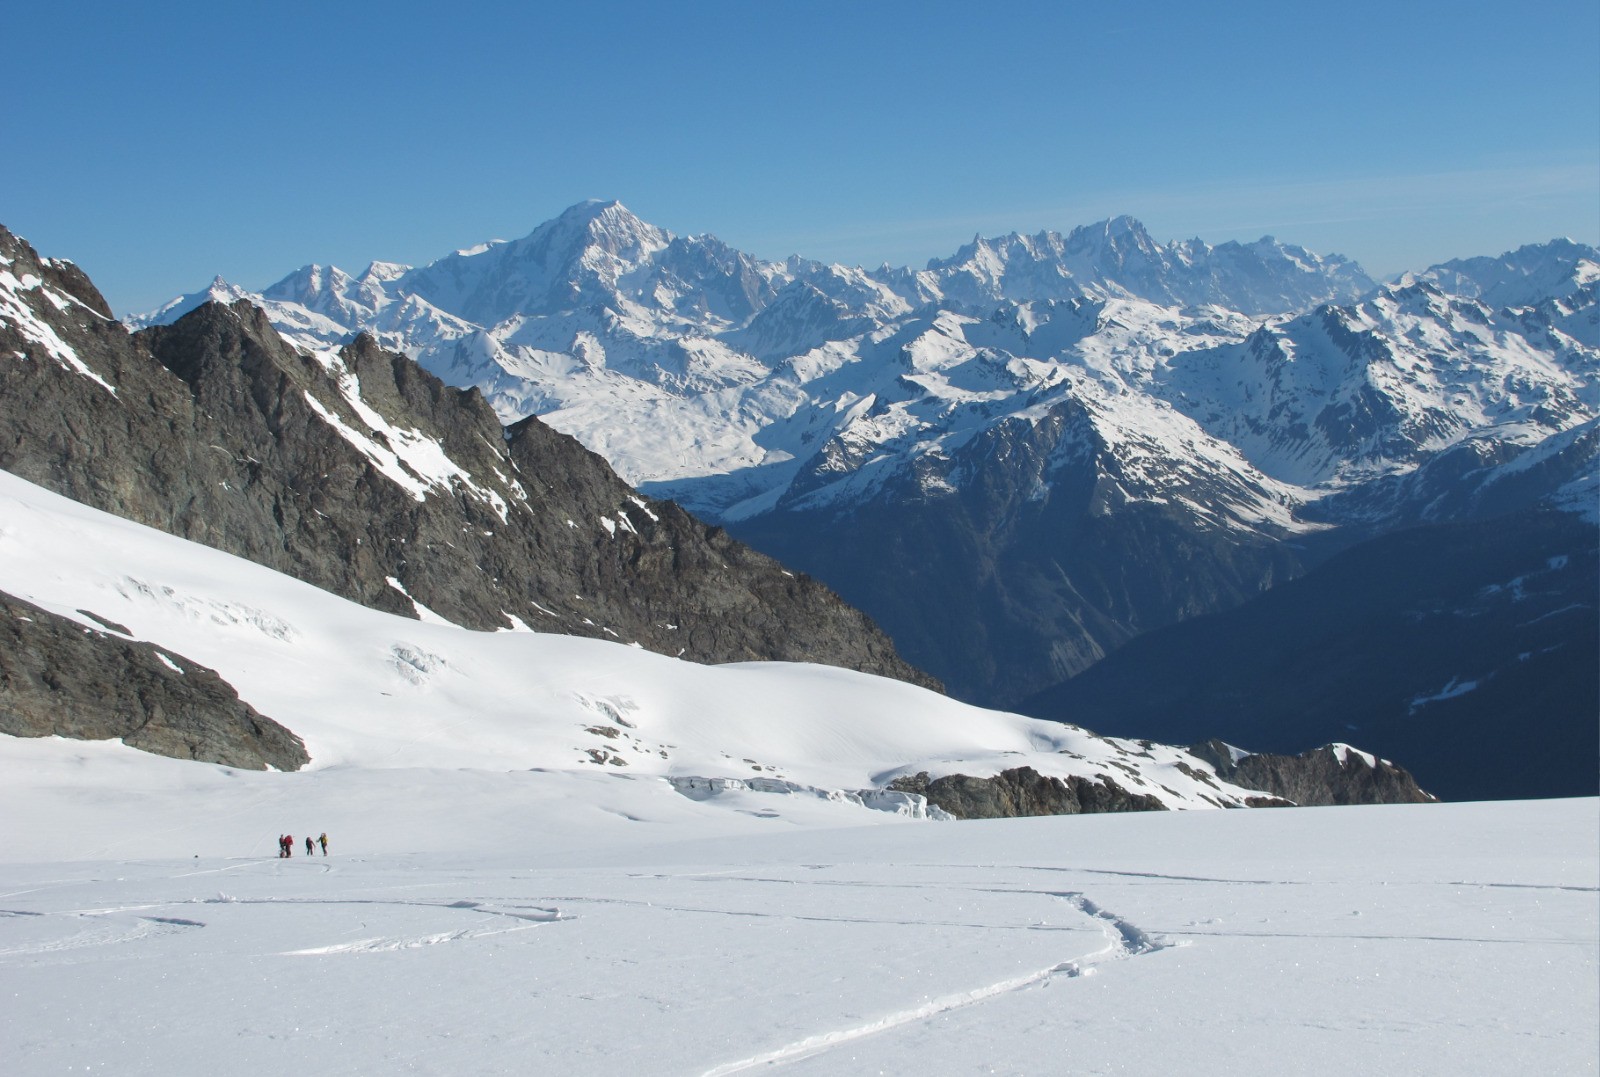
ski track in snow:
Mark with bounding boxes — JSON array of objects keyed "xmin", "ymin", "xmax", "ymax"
[
  {"xmin": 283, "ymin": 905, "xmax": 561, "ymax": 956},
  {"xmin": 0, "ymin": 910, "xmax": 205, "ymax": 958},
  {"xmin": 0, "ymin": 887, "xmax": 569, "ymax": 961},
  {"xmin": 698, "ymin": 889, "xmax": 1173, "ymax": 1075},
  {"xmin": 916, "ymin": 862, "xmax": 1314, "ymax": 887},
  {"xmin": 1056, "ymin": 890, "xmax": 1173, "ymax": 959},
  {"xmin": 1451, "ymin": 880, "xmax": 1600, "ymax": 894},
  {"xmin": 264, "ymin": 897, "xmax": 569, "ymax": 954}
]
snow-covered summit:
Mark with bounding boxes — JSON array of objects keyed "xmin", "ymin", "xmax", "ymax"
[
  {"xmin": 396, "ymin": 200, "xmax": 674, "ymax": 326},
  {"xmin": 127, "ymin": 275, "xmax": 257, "ymax": 329},
  {"xmin": 1155, "ymin": 277, "xmax": 1597, "ymax": 486}
]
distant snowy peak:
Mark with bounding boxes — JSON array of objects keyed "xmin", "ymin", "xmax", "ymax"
[
  {"xmin": 918, "ymin": 216, "xmax": 1373, "ymax": 315},
  {"xmin": 127, "ymin": 276, "xmax": 256, "ymax": 329},
  {"xmin": 391, "ymin": 200, "xmax": 668, "ymax": 326},
  {"xmin": 133, "ymin": 203, "xmax": 1376, "ymax": 342},
  {"xmin": 1410, "ymin": 238, "xmax": 1600, "ymax": 310},
  {"xmin": 725, "ymin": 280, "xmax": 878, "ymax": 361}
]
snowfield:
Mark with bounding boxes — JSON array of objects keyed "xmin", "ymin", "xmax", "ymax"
[
  {"xmin": 1, "ymin": 747, "xmax": 1594, "ymax": 1076},
  {"xmin": 0, "ymin": 460, "xmax": 1596, "ymax": 1073}
]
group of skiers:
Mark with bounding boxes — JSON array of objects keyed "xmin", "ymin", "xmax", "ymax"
[{"xmin": 278, "ymin": 832, "xmax": 328, "ymax": 857}]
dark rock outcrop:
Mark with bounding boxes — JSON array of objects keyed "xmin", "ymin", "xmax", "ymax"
[
  {"xmin": 0, "ymin": 592, "xmax": 308, "ymax": 770},
  {"xmin": 0, "ymin": 225, "xmax": 934, "ymax": 687},
  {"xmin": 889, "ymin": 767, "xmax": 1169, "ymax": 820},
  {"xmin": 1188, "ymin": 741, "xmax": 1435, "ymax": 806}
]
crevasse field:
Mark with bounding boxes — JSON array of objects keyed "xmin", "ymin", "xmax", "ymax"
[{"xmin": 1, "ymin": 470, "xmax": 1596, "ymax": 1075}]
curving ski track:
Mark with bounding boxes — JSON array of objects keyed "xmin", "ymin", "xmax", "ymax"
[{"xmin": 699, "ymin": 890, "xmax": 1175, "ymax": 1075}]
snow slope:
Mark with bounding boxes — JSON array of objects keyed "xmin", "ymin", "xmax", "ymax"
[
  {"xmin": 0, "ymin": 467, "xmax": 1263, "ymax": 808},
  {"xmin": 1, "ymin": 747, "xmax": 1593, "ymax": 1076}
]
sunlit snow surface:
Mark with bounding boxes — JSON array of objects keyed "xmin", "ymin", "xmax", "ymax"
[
  {"xmin": 0, "ymin": 748, "xmax": 1593, "ymax": 1076},
  {"xmin": 0, "ymin": 468, "xmax": 1595, "ymax": 1074},
  {"xmin": 1, "ymin": 490, "xmax": 1586, "ymax": 1071}
]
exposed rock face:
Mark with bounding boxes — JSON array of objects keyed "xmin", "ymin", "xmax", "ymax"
[
  {"xmin": 889, "ymin": 767, "xmax": 1170, "ymax": 820},
  {"xmin": 0, "ymin": 225, "xmax": 933, "ymax": 687},
  {"xmin": 0, "ymin": 592, "xmax": 308, "ymax": 771},
  {"xmin": 1188, "ymin": 741, "xmax": 1435, "ymax": 806}
]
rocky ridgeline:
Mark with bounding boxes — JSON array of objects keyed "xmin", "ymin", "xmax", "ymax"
[{"xmin": 890, "ymin": 768, "xmax": 1171, "ymax": 818}]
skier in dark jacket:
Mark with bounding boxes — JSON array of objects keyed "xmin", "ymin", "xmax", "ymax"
[{"xmin": 305, "ymin": 835, "xmax": 314, "ymax": 856}]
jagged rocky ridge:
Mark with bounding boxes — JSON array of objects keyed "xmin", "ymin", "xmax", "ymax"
[
  {"xmin": 0, "ymin": 224, "xmax": 932, "ymax": 691},
  {"xmin": 888, "ymin": 768, "xmax": 1172, "ymax": 819}
]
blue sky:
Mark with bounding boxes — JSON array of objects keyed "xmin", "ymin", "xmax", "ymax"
[{"xmin": 4, "ymin": 1, "xmax": 1596, "ymax": 315}]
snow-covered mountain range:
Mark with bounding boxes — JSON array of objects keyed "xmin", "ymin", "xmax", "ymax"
[
  {"xmin": 131, "ymin": 202, "xmax": 1599, "ymax": 716},
  {"xmin": 129, "ymin": 202, "xmax": 1594, "ymax": 512}
]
